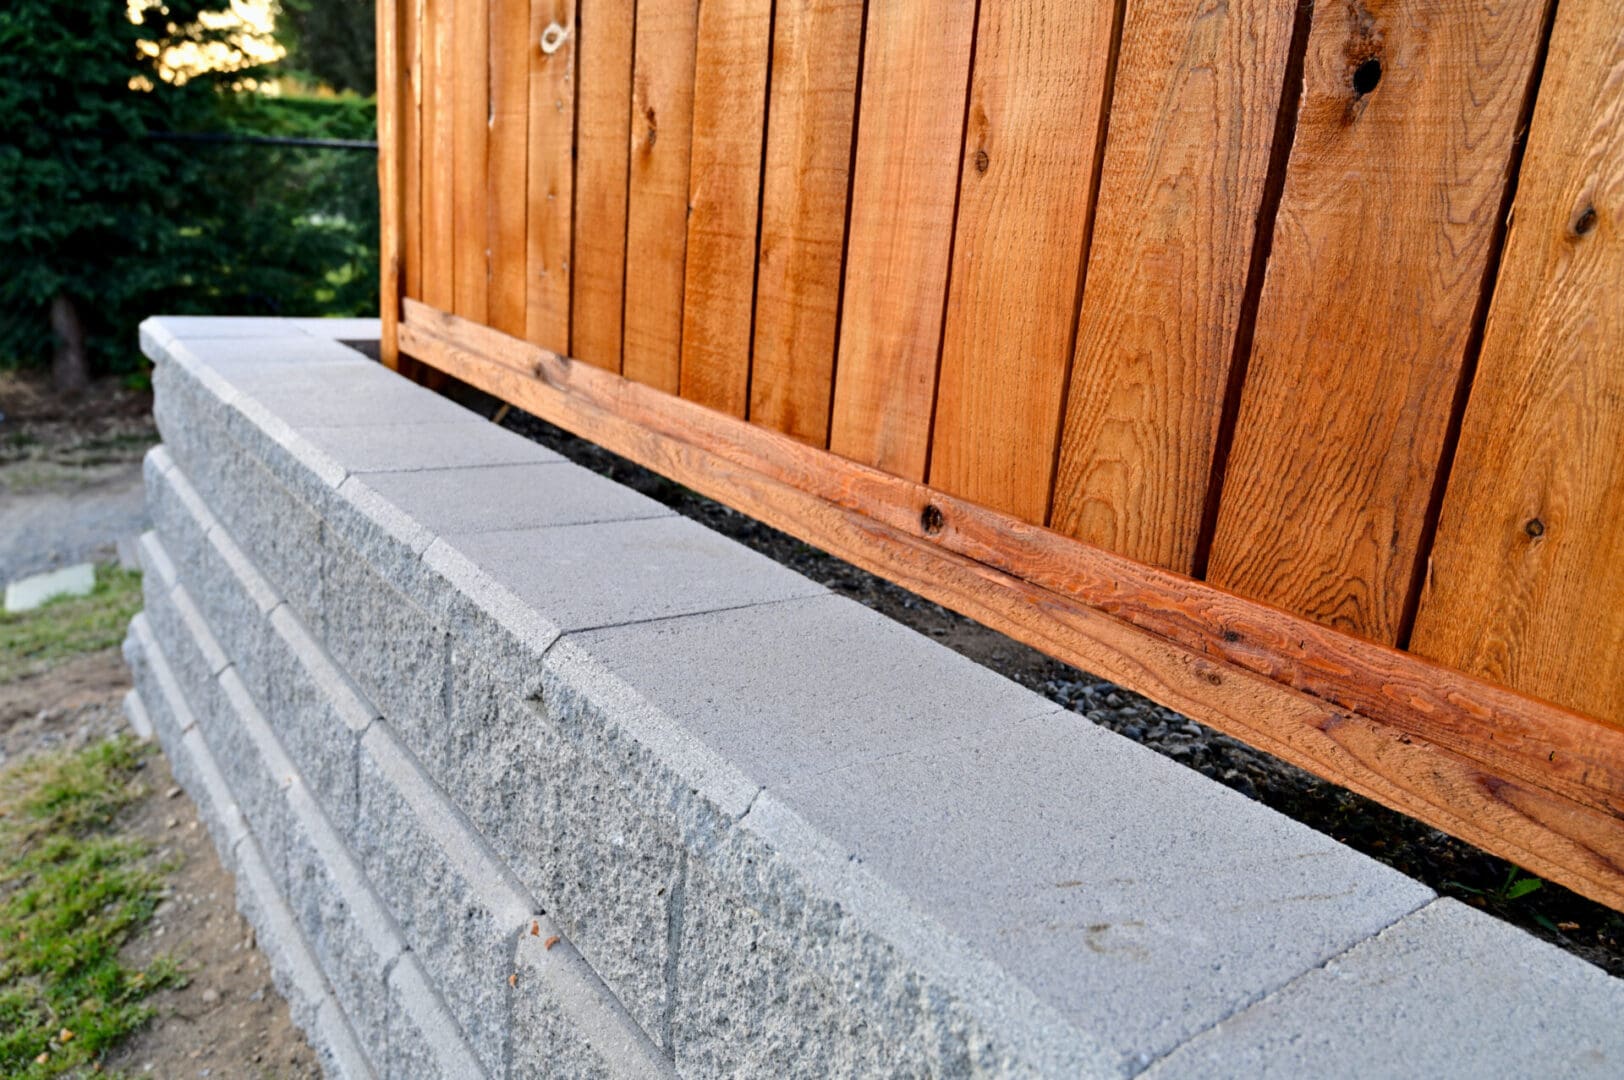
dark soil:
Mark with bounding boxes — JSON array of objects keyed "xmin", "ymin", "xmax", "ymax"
[{"xmin": 482, "ymin": 397, "xmax": 1624, "ymax": 980}]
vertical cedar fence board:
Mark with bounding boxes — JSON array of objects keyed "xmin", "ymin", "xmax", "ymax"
[{"xmin": 378, "ymin": 1, "xmax": 1624, "ymax": 911}]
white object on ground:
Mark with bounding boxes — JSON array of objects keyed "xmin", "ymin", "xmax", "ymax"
[{"xmin": 4, "ymin": 562, "xmax": 96, "ymax": 612}]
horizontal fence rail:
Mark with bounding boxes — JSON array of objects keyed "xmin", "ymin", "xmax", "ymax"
[{"xmin": 375, "ymin": 0, "xmax": 1624, "ymax": 909}]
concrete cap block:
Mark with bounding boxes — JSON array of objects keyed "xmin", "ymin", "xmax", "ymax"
[
  {"xmin": 286, "ymin": 316, "xmax": 382, "ymax": 340},
  {"xmin": 421, "ymin": 540, "xmax": 560, "ymax": 697},
  {"xmin": 177, "ymin": 334, "xmax": 371, "ymax": 373},
  {"xmin": 359, "ymin": 461, "xmax": 671, "ymax": 537},
  {"xmin": 1144, "ymin": 897, "xmax": 1624, "ymax": 1079},
  {"xmin": 142, "ymin": 315, "xmax": 315, "ymax": 341},
  {"xmin": 561, "ymin": 593, "xmax": 1061, "ymax": 789},
  {"xmin": 235, "ymin": 366, "xmax": 474, "ymax": 430},
  {"xmin": 300, "ymin": 420, "xmax": 562, "ymax": 474},
  {"xmin": 765, "ymin": 709, "xmax": 1433, "ymax": 1069},
  {"xmin": 448, "ymin": 515, "xmax": 825, "ymax": 634}
]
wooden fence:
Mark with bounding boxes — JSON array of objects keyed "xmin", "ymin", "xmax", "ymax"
[{"xmin": 375, "ymin": 0, "xmax": 1624, "ymax": 910}]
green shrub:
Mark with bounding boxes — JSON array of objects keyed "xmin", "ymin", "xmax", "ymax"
[{"xmin": 0, "ymin": 1, "xmax": 378, "ymax": 378}]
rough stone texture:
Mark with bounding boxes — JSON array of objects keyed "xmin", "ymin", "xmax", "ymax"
[
  {"xmin": 284, "ymin": 781, "xmax": 402, "ymax": 1069},
  {"xmin": 354, "ymin": 723, "xmax": 536, "ymax": 1075},
  {"xmin": 509, "ymin": 926, "xmax": 678, "ymax": 1080},
  {"xmin": 313, "ymin": 998, "xmax": 379, "ymax": 1080},
  {"xmin": 1145, "ymin": 898, "xmax": 1624, "ymax": 1079},
  {"xmin": 383, "ymin": 954, "xmax": 487, "ymax": 1080},
  {"xmin": 208, "ymin": 668, "xmax": 300, "ymax": 887}
]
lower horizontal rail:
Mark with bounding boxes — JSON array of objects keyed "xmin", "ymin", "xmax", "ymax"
[{"xmin": 400, "ymin": 300, "xmax": 1624, "ymax": 912}]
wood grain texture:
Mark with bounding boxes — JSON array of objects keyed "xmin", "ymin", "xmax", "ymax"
[
  {"xmin": 1411, "ymin": 9, "xmax": 1624, "ymax": 720},
  {"xmin": 928, "ymin": 1, "xmax": 1120, "ymax": 524},
  {"xmin": 527, "ymin": 0, "xmax": 578, "ymax": 353},
  {"xmin": 826, "ymin": 0, "xmax": 976, "ymax": 481},
  {"xmin": 376, "ymin": 0, "xmax": 406, "ymax": 367},
  {"xmin": 747, "ymin": 0, "xmax": 866, "ymax": 446},
  {"xmin": 402, "ymin": 301, "xmax": 1624, "ymax": 911},
  {"xmin": 677, "ymin": 0, "xmax": 773, "ymax": 416},
  {"xmin": 487, "ymin": 0, "xmax": 531, "ymax": 337},
  {"xmin": 403, "ymin": 0, "xmax": 422, "ymax": 302},
  {"xmin": 420, "ymin": 0, "xmax": 455, "ymax": 312},
  {"xmin": 1049, "ymin": 0, "xmax": 1295, "ymax": 572},
  {"xmin": 622, "ymin": 0, "xmax": 699, "ymax": 393},
  {"xmin": 570, "ymin": 0, "xmax": 636, "ymax": 369},
  {"xmin": 451, "ymin": 0, "xmax": 490, "ymax": 322},
  {"xmin": 1204, "ymin": 0, "xmax": 1549, "ymax": 644}
]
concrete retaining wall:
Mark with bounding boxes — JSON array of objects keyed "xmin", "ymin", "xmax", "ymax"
[{"xmin": 126, "ymin": 316, "xmax": 1624, "ymax": 1078}]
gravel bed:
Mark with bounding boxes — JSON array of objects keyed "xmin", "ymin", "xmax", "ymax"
[{"xmin": 479, "ymin": 398, "xmax": 1623, "ymax": 977}]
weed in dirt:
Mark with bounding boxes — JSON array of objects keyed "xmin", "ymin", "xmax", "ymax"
[
  {"xmin": 0, "ymin": 566, "xmax": 144, "ymax": 683},
  {"xmin": 0, "ymin": 735, "xmax": 182, "ymax": 1077}
]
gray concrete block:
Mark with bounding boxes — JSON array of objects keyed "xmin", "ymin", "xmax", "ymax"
[
  {"xmin": 319, "ymin": 548, "xmax": 447, "ymax": 758},
  {"xmin": 383, "ymin": 954, "xmax": 487, "ymax": 1080},
  {"xmin": 359, "ymin": 461, "xmax": 671, "ymax": 537},
  {"xmin": 236, "ymin": 365, "xmax": 474, "ymax": 430},
  {"xmin": 125, "ymin": 620, "xmax": 250, "ymax": 870},
  {"xmin": 449, "ymin": 515, "xmax": 825, "ymax": 634},
  {"xmin": 207, "ymin": 668, "xmax": 301, "ymax": 884},
  {"xmin": 560, "ymin": 593, "xmax": 1064, "ymax": 788},
  {"xmin": 420, "ymin": 540, "xmax": 559, "ymax": 698},
  {"xmin": 140, "ymin": 575, "xmax": 228, "ymax": 742},
  {"xmin": 286, "ymin": 316, "xmax": 381, "ymax": 340},
  {"xmin": 283, "ymin": 781, "xmax": 402, "ymax": 1069},
  {"xmin": 735, "ymin": 712, "xmax": 1429, "ymax": 1073},
  {"xmin": 266, "ymin": 603, "xmax": 375, "ymax": 827},
  {"xmin": 177, "ymin": 334, "xmax": 372, "ymax": 372},
  {"xmin": 143, "ymin": 446, "xmax": 214, "ymax": 588},
  {"xmin": 326, "ymin": 475, "xmax": 438, "ymax": 599},
  {"xmin": 233, "ymin": 835, "xmax": 330, "ymax": 1034},
  {"xmin": 122, "ymin": 688, "xmax": 153, "ymax": 740},
  {"xmin": 1145, "ymin": 898, "xmax": 1624, "ymax": 1079},
  {"xmin": 300, "ymin": 420, "xmax": 562, "ymax": 474},
  {"xmin": 509, "ymin": 924, "xmax": 676, "ymax": 1080},
  {"xmin": 136, "ymin": 530, "xmax": 177, "ymax": 590},
  {"xmin": 313, "ymin": 998, "xmax": 378, "ymax": 1080},
  {"xmin": 143, "ymin": 314, "xmax": 314, "ymax": 341},
  {"xmin": 354, "ymin": 723, "xmax": 535, "ymax": 1075}
]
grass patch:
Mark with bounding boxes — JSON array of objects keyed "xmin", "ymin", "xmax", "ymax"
[
  {"xmin": 0, "ymin": 735, "xmax": 181, "ymax": 1077},
  {"xmin": 0, "ymin": 566, "xmax": 144, "ymax": 684}
]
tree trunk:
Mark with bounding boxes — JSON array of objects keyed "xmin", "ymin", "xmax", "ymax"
[{"xmin": 49, "ymin": 292, "xmax": 89, "ymax": 396}]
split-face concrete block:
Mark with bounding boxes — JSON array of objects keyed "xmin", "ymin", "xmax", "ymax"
[
  {"xmin": 121, "ymin": 688, "xmax": 154, "ymax": 740},
  {"xmin": 207, "ymin": 669, "xmax": 301, "ymax": 885},
  {"xmin": 299, "ymin": 420, "xmax": 562, "ymax": 474},
  {"xmin": 354, "ymin": 723, "xmax": 536, "ymax": 1074},
  {"xmin": 357, "ymin": 461, "xmax": 671, "ymax": 537},
  {"xmin": 319, "ymin": 548, "xmax": 446, "ymax": 760},
  {"xmin": 265, "ymin": 604, "xmax": 375, "ymax": 829},
  {"xmin": 312, "ymin": 998, "xmax": 378, "ymax": 1080},
  {"xmin": 140, "ymin": 574, "xmax": 229, "ymax": 745},
  {"xmin": 508, "ymin": 923, "xmax": 678, "ymax": 1080},
  {"xmin": 283, "ymin": 782, "xmax": 401, "ymax": 1069},
  {"xmin": 1144, "ymin": 898, "xmax": 1624, "ymax": 1079},
  {"xmin": 448, "ymin": 515, "xmax": 825, "ymax": 634},
  {"xmin": 233, "ymin": 835, "xmax": 330, "ymax": 1035},
  {"xmin": 382, "ymin": 954, "xmax": 487, "ymax": 1080}
]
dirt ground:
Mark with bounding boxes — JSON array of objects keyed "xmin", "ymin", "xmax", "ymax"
[
  {"xmin": 2, "ymin": 368, "xmax": 318, "ymax": 1077},
  {"xmin": 0, "ymin": 648, "xmax": 320, "ymax": 1079}
]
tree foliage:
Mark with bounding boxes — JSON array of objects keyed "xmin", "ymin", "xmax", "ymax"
[
  {"xmin": 274, "ymin": 0, "xmax": 376, "ymax": 95},
  {"xmin": 0, "ymin": 1, "xmax": 378, "ymax": 377}
]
